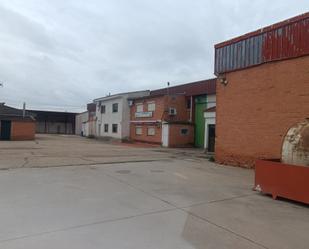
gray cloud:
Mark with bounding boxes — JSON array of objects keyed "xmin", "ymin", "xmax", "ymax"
[{"xmin": 0, "ymin": 0, "xmax": 308, "ymax": 112}]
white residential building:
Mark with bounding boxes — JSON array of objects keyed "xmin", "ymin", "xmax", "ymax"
[{"xmin": 94, "ymin": 91, "xmax": 150, "ymax": 140}]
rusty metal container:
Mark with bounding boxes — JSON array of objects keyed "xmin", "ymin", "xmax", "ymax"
[
  {"xmin": 215, "ymin": 12, "xmax": 309, "ymax": 75},
  {"xmin": 254, "ymin": 120, "xmax": 309, "ymax": 204},
  {"xmin": 255, "ymin": 159, "xmax": 309, "ymax": 204},
  {"xmin": 282, "ymin": 119, "xmax": 309, "ymax": 166}
]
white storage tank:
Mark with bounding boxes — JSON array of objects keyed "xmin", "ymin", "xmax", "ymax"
[{"xmin": 281, "ymin": 119, "xmax": 309, "ymax": 166}]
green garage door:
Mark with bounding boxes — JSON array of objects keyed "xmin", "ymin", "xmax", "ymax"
[{"xmin": 194, "ymin": 96, "xmax": 207, "ymax": 147}]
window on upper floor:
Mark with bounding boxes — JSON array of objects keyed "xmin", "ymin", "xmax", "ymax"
[
  {"xmin": 112, "ymin": 124, "xmax": 118, "ymax": 133},
  {"xmin": 147, "ymin": 102, "xmax": 155, "ymax": 112},
  {"xmin": 101, "ymin": 105, "xmax": 106, "ymax": 114},
  {"xmin": 112, "ymin": 103, "xmax": 118, "ymax": 113},
  {"xmin": 136, "ymin": 103, "xmax": 143, "ymax": 112}
]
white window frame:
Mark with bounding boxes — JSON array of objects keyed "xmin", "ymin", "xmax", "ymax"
[
  {"xmin": 136, "ymin": 103, "xmax": 143, "ymax": 113},
  {"xmin": 147, "ymin": 127, "xmax": 155, "ymax": 136},
  {"xmin": 147, "ymin": 101, "xmax": 156, "ymax": 112},
  {"xmin": 135, "ymin": 126, "xmax": 142, "ymax": 135}
]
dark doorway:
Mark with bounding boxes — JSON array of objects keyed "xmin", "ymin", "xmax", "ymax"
[
  {"xmin": 207, "ymin": 124, "xmax": 215, "ymax": 152},
  {"xmin": 0, "ymin": 120, "xmax": 11, "ymax": 140}
]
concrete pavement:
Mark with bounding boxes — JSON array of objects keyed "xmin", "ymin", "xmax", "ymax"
[
  {"xmin": 0, "ymin": 135, "xmax": 308, "ymax": 248},
  {"xmin": 0, "ymin": 134, "xmax": 207, "ymax": 170}
]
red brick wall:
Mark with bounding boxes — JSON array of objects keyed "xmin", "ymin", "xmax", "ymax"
[
  {"xmin": 169, "ymin": 124, "xmax": 194, "ymax": 147},
  {"xmin": 130, "ymin": 94, "xmax": 191, "ymax": 145},
  {"xmin": 131, "ymin": 96, "xmax": 166, "ymax": 121},
  {"xmin": 130, "ymin": 124, "xmax": 162, "ymax": 144},
  {"xmin": 130, "ymin": 95, "xmax": 190, "ymax": 122},
  {"xmin": 130, "ymin": 95, "xmax": 164, "ymax": 144},
  {"xmin": 11, "ymin": 121, "xmax": 36, "ymax": 140},
  {"xmin": 216, "ymin": 56, "xmax": 309, "ymax": 168},
  {"xmin": 163, "ymin": 95, "xmax": 190, "ymax": 122}
]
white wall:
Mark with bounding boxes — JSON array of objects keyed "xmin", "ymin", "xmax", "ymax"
[
  {"xmin": 75, "ymin": 112, "xmax": 88, "ymax": 135},
  {"xmin": 121, "ymin": 96, "xmax": 131, "ymax": 139},
  {"xmin": 206, "ymin": 94, "xmax": 216, "ymax": 109},
  {"xmin": 95, "ymin": 91, "xmax": 150, "ymax": 140},
  {"xmin": 204, "ymin": 112, "xmax": 216, "ymax": 150},
  {"xmin": 96, "ymin": 97, "xmax": 124, "ymax": 139}
]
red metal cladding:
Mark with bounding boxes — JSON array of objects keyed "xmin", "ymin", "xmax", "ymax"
[
  {"xmin": 215, "ymin": 12, "xmax": 309, "ymax": 74},
  {"xmin": 262, "ymin": 18, "xmax": 309, "ymax": 61}
]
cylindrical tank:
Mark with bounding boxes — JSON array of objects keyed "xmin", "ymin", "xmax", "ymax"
[{"xmin": 282, "ymin": 119, "xmax": 309, "ymax": 166}]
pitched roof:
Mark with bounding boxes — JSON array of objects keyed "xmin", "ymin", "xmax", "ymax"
[
  {"xmin": 0, "ymin": 104, "xmax": 35, "ymax": 121},
  {"xmin": 93, "ymin": 90, "xmax": 150, "ymax": 102},
  {"xmin": 150, "ymin": 78, "xmax": 216, "ymax": 97}
]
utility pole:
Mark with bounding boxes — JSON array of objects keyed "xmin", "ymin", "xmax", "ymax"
[{"xmin": 22, "ymin": 102, "xmax": 26, "ymax": 118}]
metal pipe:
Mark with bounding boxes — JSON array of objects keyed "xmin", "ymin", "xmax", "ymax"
[
  {"xmin": 22, "ymin": 102, "xmax": 26, "ymax": 118},
  {"xmin": 190, "ymin": 96, "xmax": 193, "ymax": 122}
]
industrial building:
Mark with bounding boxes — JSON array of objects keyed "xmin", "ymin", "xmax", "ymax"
[
  {"xmin": 30, "ymin": 110, "xmax": 76, "ymax": 135},
  {"xmin": 0, "ymin": 103, "xmax": 36, "ymax": 140},
  {"xmin": 130, "ymin": 79, "xmax": 216, "ymax": 148},
  {"xmin": 214, "ymin": 12, "xmax": 309, "ymax": 167}
]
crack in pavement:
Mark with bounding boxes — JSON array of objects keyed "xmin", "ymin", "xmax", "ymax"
[
  {"xmin": 101, "ymin": 170, "xmax": 269, "ymax": 249},
  {"xmin": 0, "ymin": 208, "xmax": 177, "ymax": 244},
  {"xmin": 182, "ymin": 193, "xmax": 258, "ymax": 208},
  {"xmin": 0, "ymin": 159, "xmax": 172, "ymax": 171}
]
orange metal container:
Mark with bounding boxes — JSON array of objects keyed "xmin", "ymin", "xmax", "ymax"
[{"xmin": 255, "ymin": 159, "xmax": 309, "ymax": 204}]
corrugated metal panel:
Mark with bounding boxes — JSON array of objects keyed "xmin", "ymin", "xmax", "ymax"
[{"xmin": 215, "ymin": 12, "xmax": 309, "ymax": 74}]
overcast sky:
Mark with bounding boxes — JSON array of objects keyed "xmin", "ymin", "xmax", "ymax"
[{"xmin": 0, "ymin": 0, "xmax": 308, "ymax": 112}]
